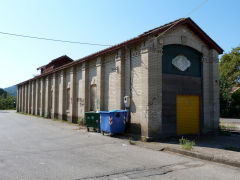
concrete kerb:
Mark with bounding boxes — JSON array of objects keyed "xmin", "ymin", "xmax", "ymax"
[
  {"xmin": 133, "ymin": 139, "xmax": 240, "ymax": 168},
  {"xmin": 163, "ymin": 146, "xmax": 240, "ymax": 168},
  {"xmin": 124, "ymin": 133, "xmax": 240, "ymax": 168}
]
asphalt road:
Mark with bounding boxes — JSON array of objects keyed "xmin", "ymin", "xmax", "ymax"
[{"xmin": 0, "ymin": 110, "xmax": 239, "ymax": 180}]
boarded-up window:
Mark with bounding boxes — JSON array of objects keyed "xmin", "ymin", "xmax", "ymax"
[
  {"xmin": 90, "ymin": 84, "xmax": 97, "ymax": 111},
  {"xmin": 66, "ymin": 88, "xmax": 70, "ymax": 110}
]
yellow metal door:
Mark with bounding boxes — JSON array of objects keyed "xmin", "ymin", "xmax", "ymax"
[{"xmin": 176, "ymin": 95, "xmax": 200, "ymax": 135}]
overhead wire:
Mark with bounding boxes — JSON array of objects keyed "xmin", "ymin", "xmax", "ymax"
[
  {"xmin": 0, "ymin": 31, "xmax": 113, "ymax": 47},
  {"xmin": 0, "ymin": 0, "xmax": 208, "ymax": 47},
  {"xmin": 157, "ymin": 0, "xmax": 208, "ymax": 38}
]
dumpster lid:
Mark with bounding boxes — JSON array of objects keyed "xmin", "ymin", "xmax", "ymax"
[
  {"xmin": 99, "ymin": 110, "xmax": 127, "ymax": 114},
  {"xmin": 109, "ymin": 110, "xmax": 127, "ymax": 112}
]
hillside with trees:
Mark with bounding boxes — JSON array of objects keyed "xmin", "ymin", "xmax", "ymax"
[
  {"xmin": 4, "ymin": 85, "xmax": 17, "ymax": 96},
  {"xmin": 0, "ymin": 88, "xmax": 16, "ymax": 110}
]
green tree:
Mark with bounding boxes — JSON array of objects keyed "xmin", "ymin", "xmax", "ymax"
[
  {"xmin": 219, "ymin": 75, "xmax": 232, "ymax": 117},
  {"xmin": 219, "ymin": 46, "xmax": 240, "ymax": 117},
  {"xmin": 0, "ymin": 88, "xmax": 16, "ymax": 110},
  {"xmin": 219, "ymin": 46, "xmax": 240, "ymax": 86},
  {"xmin": 0, "ymin": 88, "xmax": 7, "ymax": 98},
  {"xmin": 230, "ymin": 89, "xmax": 240, "ymax": 117}
]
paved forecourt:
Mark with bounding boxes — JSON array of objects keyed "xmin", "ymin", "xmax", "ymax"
[{"xmin": 0, "ymin": 110, "xmax": 239, "ymax": 180}]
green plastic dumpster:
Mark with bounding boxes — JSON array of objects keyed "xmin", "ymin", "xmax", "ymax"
[{"xmin": 85, "ymin": 112, "xmax": 100, "ymax": 132}]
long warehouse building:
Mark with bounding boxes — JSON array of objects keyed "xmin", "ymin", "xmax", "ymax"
[{"xmin": 17, "ymin": 18, "xmax": 223, "ymax": 139}]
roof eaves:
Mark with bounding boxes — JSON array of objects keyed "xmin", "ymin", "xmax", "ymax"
[{"xmin": 185, "ymin": 18, "xmax": 223, "ymax": 54}]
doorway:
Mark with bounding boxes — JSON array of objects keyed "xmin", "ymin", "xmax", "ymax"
[{"xmin": 176, "ymin": 95, "xmax": 200, "ymax": 135}]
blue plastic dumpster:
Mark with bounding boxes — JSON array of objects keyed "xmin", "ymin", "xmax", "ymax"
[{"xmin": 99, "ymin": 110, "xmax": 127, "ymax": 135}]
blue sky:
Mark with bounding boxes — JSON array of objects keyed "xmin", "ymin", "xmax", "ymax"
[{"xmin": 0, "ymin": 0, "xmax": 239, "ymax": 88}]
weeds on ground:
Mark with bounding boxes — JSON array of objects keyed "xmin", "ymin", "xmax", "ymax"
[
  {"xmin": 18, "ymin": 112, "xmax": 42, "ymax": 118},
  {"xmin": 218, "ymin": 129, "xmax": 232, "ymax": 136},
  {"xmin": 17, "ymin": 112, "xmax": 73, "ymax": 124},
  {"xmin": 179, "ymin": 137, "xmax": 195, "ymax": 150},
  {"xmin": 219, "ymin": 123, "xmax": 237, "ymax": 136},
  {"xmin": 18, "ymin": 112, "xmax": 28, "ymax": 115},
  {"xmin": 219, "ymin": 123, "xmax": 237, "ymax": 131},
  {"xmin": 54, "ymin": 118, "xmax": 71, "ymax": 124},
  {"xmin": 77, "ymin": 117, "xmax": 85, "ymax": 126},
  {"xmin": 129, "ymin": 137, "xmax": 136, "ymax": 145}
]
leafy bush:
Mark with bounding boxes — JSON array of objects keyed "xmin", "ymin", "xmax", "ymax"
[{"xmin": 219, "ymin": 75, "xmax": 232, "ymax": 117}]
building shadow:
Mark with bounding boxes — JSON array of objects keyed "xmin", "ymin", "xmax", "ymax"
[{"xmin": 107, "ymin": 128, "xmax": 240, "ymax": 153}]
